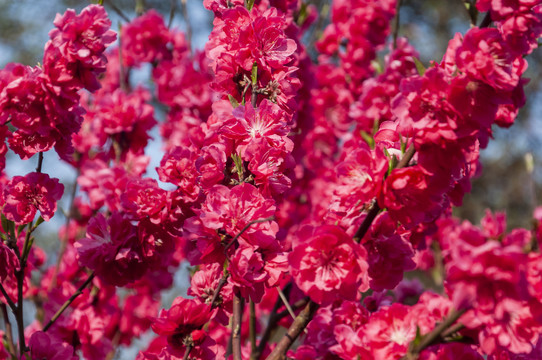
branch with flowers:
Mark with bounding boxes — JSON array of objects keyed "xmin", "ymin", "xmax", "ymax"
[{"xmin": 0, "ymin": 0, "xmax": 541, "ymax": 359}]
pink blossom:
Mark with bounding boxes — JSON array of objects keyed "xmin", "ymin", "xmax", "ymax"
[
  {"xmin": 289, "ymin": 225, "xmax": 369, "ymax": 304},
  {"xmin": 0, "ymin": 242, "xmax": 19, "ymax": 282},
  {"xmin": 2, "ymin": 172, "xmax": 64, "ymax": 225},
  {"xmin": 121, "ymin": 10, "xmax": 171, "ymax": 67},
  {"xmin": 152, "ymin": 297, "xmax": 213, "ymax": 351},
  {"xmin": 28, "ymin": 331, "xmax": 78, "ymax": 360},
  {"xmin": 455, "ymin": 27, "xmax": 526, "ymax": 91},
  {"xmin": 75, "ymin": 212, "xmax": 147, "ymax": 286},
  {"xmin": 198, "ymin": 183, "xmax": 277, "ymax": 238},
  {"xmin": 44, "ymin": 4, "xmax": 116, "ymax": 92}
]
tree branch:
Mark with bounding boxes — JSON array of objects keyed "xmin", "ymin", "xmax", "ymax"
[
  {"xmin": 43, "ymin": 272, "xmax": 95, "ymax": 332},
  {"xmin": 264, "ymin": 300, "xmax": 319, "ymax": 360},
  {"xmin": 232, "ymin": 289, "xmax": 244, "ymax": 360}
]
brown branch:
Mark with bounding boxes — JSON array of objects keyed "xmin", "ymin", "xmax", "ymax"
[
  {"xmin": 232, "ymin": 289, "xmax": 244, "ymax": 360},
  {"xmin": 43, "ymin": 272, "xmax": 95, "ymax": 332},
  {"xmin": 393, "ymin": 0, "xmax": 402, "ymax": 49},
  {"xmin": 183, "ymin": 344, "xmax": 193, "ymax": 360},
  {"xmin": 0, "ymin": 282, "xmax": 16, "ymax": 312},
  {"xmin": 1, "ymin": 303, "xmax": 15, "ymax": 356},
  {"xmin": 249, "ymin": 300, "xmax": 257, "ymax": 358},
  {"xmin": 209, "ymin": 275, "xmax": 228, "ymax": 309},
  {"xmin": 35, "ymin": 152, "xmax": 43, "ymax": 173},
  {"xmin": 224, "ymin": 216, "xmax": 275, "ymax": 254},
  {"xmin": 479, "ymin": 11, "xmax": 491, "ymax": 28},
  {"xmin": 353, "ymin": 144, "xmax": 416, "ymax": 243},
  {"xmin": 168, "ymin": 0, "xmax": 177, "ymax": 29},
  {"xmin": 179, "ymin": 0, "xmax": 192, "ymax": 51},
  {"xmin": 255, "ymin": 283, "xmax": 292, "ymax": 359},
  {"xmin": 401, "ymin": 308, "xmax": 467, "ymax": 360},
  {"xmin": 103, "ymin": 0, "xmax": 131, "ymax": 23},
  {"xmin": 264, "ymin": 300, "xmax": 319, "ymax": 360},
  {"xmin": 50, "ymin": 174, "xmax": 79, "ymax": 290}
]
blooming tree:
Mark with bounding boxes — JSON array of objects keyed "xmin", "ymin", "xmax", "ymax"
[{"xmin": 0, "ymin": 0, "xmax": 542, "ymax": 359}]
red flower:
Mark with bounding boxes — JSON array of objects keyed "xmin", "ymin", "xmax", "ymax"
[
  {"xmin": 289, "ymin": 225, "xmax": 369, "ymax": 304},
  {"xmin": 152, "ymin": 297, "xmax": 213, "ymax": 350},
  {"xmin": 2, "ymin": 172, "xmax": 64, "ymax": 225},
  {"xmin": 75, "ymin": 212, "xmax": 147, "ymax": 286},
  {"xmin": 44, "ymin": 4, "xmax": 116, "ymax": 92},
  {"xmin": 121, "ymin": 10, "xmax": 171, "ymax": 67}
]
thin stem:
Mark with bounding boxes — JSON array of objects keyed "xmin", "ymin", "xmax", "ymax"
[
  {"xmin": 393, "ymin": 0, "xmax": 402, "ymax": 49},
  {"xmin": 232, "ymin": 289, "xmax": 244, "ymax": 360},
  {"xmin": 0, "ymin": 282, "xmax": 16, "ymax": 312},
  {"xmin": 249, "ymin": 300, "xmax": 257, "ymax": 359},
  {"xmin": 117, "ymin": 22, "xmax": 129, "ymax": 92},
  {"xmin": 50, "ymin": 176, "xmax": 79, "ymax": 290},
  {"xmin": 183, "ymin": 344, "xmax": 193, "ymax": 360},
  {"xmin": 168, "ymin": 0, "xmax": 176, "ymax": 29},
  {"xmin": 43, "ymin": 272, "xmax": 95, "ymax": 332},
  {"xmin": 224, "ymin": 216, "xmax": 275, "ymax": 253},
  {"xmin": 264, "ymin": 300, "xmax": 319, "ymax": 360},
  {"xmin": 275, "ymin": 297, "xmax": 309, "ymax": 321},
  {"xmin": 353, "ymin": 202, "xmax": 380, "ymax": 243},
  {"xmin": 1, "ymin": 303, "xmax": 16, "ymax": 356},
  {"xmin": 15, "ymin": 269, "xmax": 25, "ymax": 356},
  {"xmin": 179, "ymin": 0, "xmax": 192, "ymax": 51},
  {"xmin": 479, "ymin": 11, "xmax": 491, "ymax": 28},
  {"xmin": 14, "ymin": 222, "xmax": 35, "ymax": 356},
  {"xmin": 35, "ymin": 152, "xmax": 43, "ymax": 173},
  {"xmin": 277, "ymin": 287, "xmax": 296, "ymax": 321},
  {"xmin": 353, "ymin": 144, "xmax": 415, "ymax": 243},
  {"xmin": 209, "ymin": 275, "xmax": 228, "ymax": 309},
  {"xmin": 401, "ymin": 308, "xmax": 467, "ymax": 360},
  {"xmin": 103, "ymin": 0, "xmax": 131, "ymax": 22},
  {"xmin": 255, "ymin": 284, "xmax": 292, "ymax": 359}
]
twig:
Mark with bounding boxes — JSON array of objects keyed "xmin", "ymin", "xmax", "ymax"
[
  {"xmin": 277, "ymin": 287, "xmax": 296, "ymax": 321},
  {"xmin": 401, "ymin": 308, "xmax": 467, "ymax": 360},
  {"xmin": 275, "ymin": 297, "xmax": 309, "ymax": 320},
  {"xmin": 43, "ymin": 272, "xmax": 95, "ymax": 332},
  {"xmin": 224, "ymin": 216, "xmax": 275, "ymax": 253},
  {"xmin": 249, "ymin": 300, "xmax": 257, "ymax": 358},
  {"xmin": 0, "ymin": 282, "xmax": 16, "ymax": 312},
  {"xmin": 209, "ymin": 274, "xmax": 229, "ymax": 309},
  {"xmin": 15, "ymin": 269, "xmax": 25, "ymax": 356},
  {"xmin": 168, "ymin": 0, "xmax": 177, "ymax": 29},
  {"xmin": 264, "ymin": 300, "xmax": 319, "ymax": 360},
  {"xmin": 232, "ymin": 289, "xmax": 244, "ymax": 360},
  {"xmin": 50, "ymin": 174, "xmax": 79, "ymax": 290},
  {"xmin": 479, "ymin": 11, "xmax": 491, "ymax": 28},
  {"xmin": 255, "ymin": 284, "xmax": 292, "ymax": 359},
  {"xmin": 393, "ymin": 0, "xmax": 402, "ymax": 49},
  {"xmin": 35, "ymin": 152, "xmax": 43, "ymax": 173},
  {"xmin": 103, "ymin": 0, "xmax": 131, "ymax": 23},
  {"xmin": 1, "ymin": 304, "xmax": 15, "ymax": 356},
  {"xmin": 353, "ymin": 143, "xmax": 416, "ymax": 243},
  {"xmin": 179, "ymin": 0, "xmax": 192, "ymax": 51},
  {"xmin": 183, "ymin": 344, "xmax": 193, "ymax": 360}
]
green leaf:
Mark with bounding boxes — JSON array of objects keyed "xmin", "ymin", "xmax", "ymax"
[
  {"xmin": 360, "ymin": 131, "xmax": 375, "ymax": 149},
  {"xmin": 231, "ymin": 153, "xmax": 244, "ymax": 180},
  {"xmin": 228, "ymin": 95, "xmax": 240, "ymax": 108},
  {"xmin": 412, "ymin": 326, "xmax": 423, "ymax": 347},
  {"xmin": 251, "ymin": 62, "xmax": 258, "ymax": 86},
  {"xmin": 246, "ymin": 0, "xmax": 255, "ymax": 11},
  {"xmin": 413, "ymin": 57, "xmax": 426, "ymax": 76},
  {"xmin": 34, "ymin": 216, "xmax": 45, "ymax": 228},
  {"xmin": 296, "ymin": 3, "xmax": 309, "ymax": 26}
]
